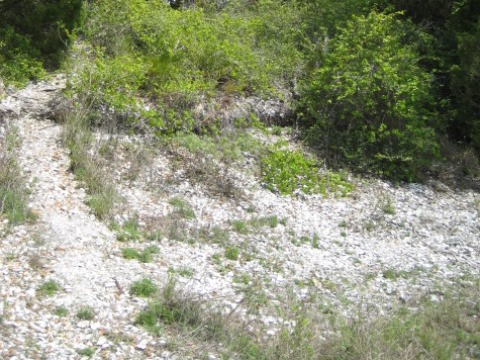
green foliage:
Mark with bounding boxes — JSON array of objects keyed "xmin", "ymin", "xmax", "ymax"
[
  {"xmin": 122, "ymin": 246, "xmax": 160, "ymax": 263},
  {"xmin": 261, "ymin": 145, "xmax": 321, "ymax": 195},
  {"xmin": 300, "ymin": 11, "xmax": 440, "ymax": 181},
  {"xmin": 169, "ymin": 197, "xmax": 196, "ymax": 220},
  {"xmin": 225, "ymin": 247, "xmax": 240, "ymax": 261},
  {"xmin": 37, "ymin": 280, "xmax": 60, "ymax": 297},
  {"xmin": 68, "ymin": 0, "xmax": 306, "ymax": 133},
  {"xmin": 260, "ymin": 141, "xmax": 353, "ymax": 196},
  {"xmin": 0, "ymin": 27, "xmax": 45, "ymax": 86},
  {"xmin": 76, "ymin": 347, "xmax": 95, "ymax": 358},
  {"xmin": 130, "ymin": 278, "xmax": 158, "ymax": 297},
  {"xmin": 76, "ymin": 306, "xmax": 95, "ymax": 320},
  {"xmin": 54, "ymin": 306, "xmax": 69, "ymax": 317},
  {"xmin": 115, "ymin": 216, "xmax": 141, "ymax": 242}
]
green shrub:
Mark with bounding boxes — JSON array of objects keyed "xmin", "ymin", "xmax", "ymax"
[
  {"xmin": 300, "ymin": 11, "xmax": 440, "ymax": 181},
  {"xmin": 130, "ymin": 278, "xmax": 158, "ymax": 297},
  {"xmin": 261, "ymin": 145, "xmax": 321, "ymax": 195}
]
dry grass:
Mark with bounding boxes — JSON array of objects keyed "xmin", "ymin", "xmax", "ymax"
[
  {"xmin": 134, "ymin": 277, "xmax": 480, "ymax": 360},
  {"xmin": 62, "ymin": 104, "xmax": 117, "ymax": 220},
  {"xmin": 0, "ymin": 121, "xmax": 35, "ymax": 225}
]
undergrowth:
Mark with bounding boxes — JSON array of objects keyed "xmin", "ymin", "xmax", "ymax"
[{"xmin": 135, "ymin": 277, "xmax": 480, "ymax": 359}]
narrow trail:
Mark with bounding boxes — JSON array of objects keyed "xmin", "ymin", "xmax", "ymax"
[{"xmin": 0, "ymin": 76, "xmax": 165, "ymax": 359}]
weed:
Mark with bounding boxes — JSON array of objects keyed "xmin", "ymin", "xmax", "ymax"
[
  {"xmin": 76, "ymin": 347, "xmax": 95, "ymax": 358},
  {"xmin": 130, "ymin": 278, "xmax": 158, "ymax": 297},
  {"xmin": 122, "ymin": 246, "xmax": 159, "ymax": 263},
  {"xmin": 146, "ymin": 230, "xmax": 163, "ymax": 241},
  {"xmin": 233, "ymin": 274, "xmax": 252, "ymax": 286},
  {"xmin": 169, "ymin": 197, "xmax": 195, "ymax": 220},
  {"xmin": 311, "ymin": 233, "xmax": 320, "ymax": 249},
  {"xmin": 122, "ymin": 248, "xmax": 141, "ymax": 260},
  {"xmin": 338, "ymin": 220, "xmax": 348, "ymax": 228},
  {"xmin": 250, "ymin": 215, "xmax": 279, "ymax": 229},
  {"xmin": 169, "ymin": 267, "xmax": 195, "ymax": 278},
  {"xmin": 76, "ymin": 306, "xmax": 95, "ymax": 320},
  {"xmin": 232, "ymin": 220, "xmax": 249, "ymax": 234},
  {"xmin": 136, "ymin": 276, "xmax": 223, "ymax": 340},
  {"xmin": 54, "ymin": 306, "xmax": 69, "ymax": 317},
  {"xmin": 261, "ymin": 142, "xmax": 353, "ymax": 196},
  {"xmin": 364, "ymin": 221, "xmax": 375, "ymax": 232},
  {"xmin": 225, "ymin": 247, "xmax": 240, "ymax": 261},
  {"xmin": 382, "ymin": 196, "xmax": 396, "ymax": 215},
  {"xmin": 37, "ymin": 280, "xmax": 60, "ymax": 297},
  {"xmin": 115, "ymin": 215, "xmax": 141, "ymax": 242},
  {"xmin": 382, "ymin": 269, "xmax": 398, "ymax": 280},
  {"xmin": 199, "ymin": 226, "xmax": 229, "ymax": 244},
  {"xmin": 300, "ymin": 233, "xmax": 320, "ymax": 248},
  {"xmin": 140, "ymin": 245, "xmax": 160, "ymax": 263}
]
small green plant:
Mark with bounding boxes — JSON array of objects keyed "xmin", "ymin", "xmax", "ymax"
[
  {"xmin": 225, "ymin": 247, "xmax": 240, "ymax": 261},
  {"xmin": 140, "ymin": 245, "xmax": 160, "ymax": 263},
  {"xmin": 130, "ymin": 278, "xmax": 158, "ymax": 297},
  {"xmin": 76, "ymin": 347, "xmax": 95, "ymax": 358},
  {"xmin": 250, "ymin": 216, "xmax": 280, "ymax": 229},
  {"xmin": 116, "ymin": 215, "xmax": 141, "ymax": 242},
  {"xmin": 232, "ymin": 220, "xmax": 249, "ymax": 234},
  {"xmin": 122, "ymin": 248, "xmax": 141, "ymax": 260},
  {"xmin": 169, "ymin": 267, "xmax": 195, "ymax": 278},
  {"xmin": 364, "ymin": 221, "xmax": 375, "ymax": 232},
  {"xmin": 382, "ymin": 269, "xmax": 399, "ymax": 280},
  {"xmin": 54, "ymin": 306, "xmax": 69, "ymax": 317},
  {"xmin": 122, "ymin": 246, "xmax": 159, "ymax": 263},
  {"xmin": 382, "ymin": 196, "xmax": 396, "ymax": 215},
  {"xmin": 37, "ymin": 280, "xmax": 60, "ymax": 297},
  {"xmin": 261, "ymin": 145, "xmax": 321, "ymax": 195},
  {"xmin": 76, "ymin": 306, "xmax": 95, "ymax": 320},
  {"xmin": 169, "ymin": 197, "xmax": 195, "ymax": 220}
]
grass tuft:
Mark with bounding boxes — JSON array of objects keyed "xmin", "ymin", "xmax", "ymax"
[
  {"xmin": 37, "ymin": 280, "xmax": 60, "ymax": 297},
  {"xmin": 130, "ymin": 278, "xmax": 158, "ymax": 298}
]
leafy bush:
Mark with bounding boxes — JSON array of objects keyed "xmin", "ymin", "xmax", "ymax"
[
  {"xmin": 260, "ymin": 142, "xmax": 353, "ymax": 196},
  {"xmin": 300, "ymin": 11, "xmax": 440, "ymax": 181}
]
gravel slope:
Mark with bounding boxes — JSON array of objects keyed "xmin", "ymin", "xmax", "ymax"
[{"xmin": 0, "ymin": 76, "xmax": 479, "ymax": 359}]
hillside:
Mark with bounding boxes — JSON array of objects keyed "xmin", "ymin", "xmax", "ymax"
[{"xmin": 1, "ymin": 1, "xmax": 480, "ymax": 359}]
